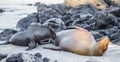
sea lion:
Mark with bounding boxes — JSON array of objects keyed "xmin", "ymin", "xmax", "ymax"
[
  {"xmin": 0, "ymin": 23, "xmax": 56, "ymax": 50},
  {"xmin": 45, "ymin": 26, "xmax": 110, "ymax": 56},
  {"xmin": 64, "ymin": 0, "xmax": 108, "ymax": 10}
]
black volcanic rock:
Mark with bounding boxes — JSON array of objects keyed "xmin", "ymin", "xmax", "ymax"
[
  {"xmin": 6, "ymin": 53, "xmax": 37, "ymax": 62},
  {"xmin": 0, "ymin": 54, "xmax": 7, "ymax": 60},
  {"xmin": 37, "ymin": 4, "xmax": 62, "ymax": 24},
  {"xmin": 16, "ymin": 13, "xmax": 39, "ymax": 31},
  {"xmin": 92, "ymin": 12, "xmax": 118, "ymax": 30},
  {"xmin": 5, "ymin": 53, "xmax": 53, "ymax": 62},
  {"xmin": 106, "ymin": 7, "xmax": 120, "ymax": 17},
  {"xmin": 6, "ymin": 53, "xmax": 23, "ymax": 62},
  {"xmin": 50, "ymin": 4, "xmax": 67, "ymax": 15},
  {"xmin": 0, "ymin": 8, "xmax": 4, "ymax": 13},
  {"xmin": 34, "ymin": 53, "xmax": 42, "ymax": 59},
  {"xmin": 43, "ymin": 57, "xmax": 49, "ymax": 62}
]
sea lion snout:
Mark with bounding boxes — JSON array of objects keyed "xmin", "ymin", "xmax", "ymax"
[{"xmin": 96, "ymin": 36, "xmax": 110, "ymax": 56}]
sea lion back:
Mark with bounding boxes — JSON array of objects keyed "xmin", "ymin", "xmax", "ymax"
[{"xmin": 56, "ymin": 27, "xmax": 96, "ymax": 55}]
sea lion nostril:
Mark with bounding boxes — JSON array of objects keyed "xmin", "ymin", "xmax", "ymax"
[{"xmin": 96, "ymin": 4, "xmax": 100, "ymax": 6}]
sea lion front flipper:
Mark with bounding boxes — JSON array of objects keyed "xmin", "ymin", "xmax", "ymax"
[{"xmin": 25, "ymin": 38, "xmax": 37, "ymax": 51}]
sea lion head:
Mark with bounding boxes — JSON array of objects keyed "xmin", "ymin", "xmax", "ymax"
[{"xmin": 93, "ymin": 36, "xmax": 110, "ymax": 56}]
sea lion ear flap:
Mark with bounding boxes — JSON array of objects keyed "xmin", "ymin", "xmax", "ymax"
[{"xmin": 97, "ymin": 36, "xmax": 110, "ymax": 51}]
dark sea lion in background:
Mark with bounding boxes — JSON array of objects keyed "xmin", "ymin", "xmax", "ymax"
[
  {"xmin": 0, "ymin": 23, "xmax": 56, "ymax": 50},
  {"xmin": 43, "ymin": 18, "xmax": 66, "ymax": 32},
  {"xmin": 45, "ymin": 26, "xmax": 110, "ymax": 56}
]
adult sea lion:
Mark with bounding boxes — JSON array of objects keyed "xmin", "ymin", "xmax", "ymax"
[
  {"xmin": 0, "ymin": 23, "xmax": 56, "ymax": 50},
  {"xmin": 45, "ymin": 26, "xmax": 110, "ymax": 56},
  {"xmin": 64, "ymin": 0, "xmax": 108, "ymax": 10}
]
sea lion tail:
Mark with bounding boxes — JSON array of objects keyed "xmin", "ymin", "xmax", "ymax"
[
  {"xmin": 0, "ymin": 41, "xmax": 10, "ymax": 45},
  {"xmin": 43, "ymin": 47, "xmax": 62, "ymax": 51}
]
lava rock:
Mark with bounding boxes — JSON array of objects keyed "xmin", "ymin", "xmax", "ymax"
[
  {"xmin": 91, "ymin": 31, "xmax": 104, "ymax": 40},
  {"xmin": 0, "ymin": 8, "xmax": 4, "ymax": 13},
  {"xmin": 16, "ymin": 13, "xmax": 39, "ymax": 31},
  {"xmin": 110, "ymin": 31, "xmax": 120, "ymax": 40},
  {"xmin": 43, "ymin": 57, "xmax": 49, "ymax": 62},
  {"xmin": 0, "ymin": 54, "xmax": 7, "ymax": 60},
  {"xmin": 37, "ymin": 4, "xmax": 62, "ymax": 24},
  {"xmin": 6, "ymin": 53, "xmax": 23, "ymax": 62},
  {"xmin": 93, "ymin": 12, "xmax": 118, "ymax": 30},
  {"xmin": 50, "ymin": 4, "xmax": 67, "ymax": 15},
  {"xmin": 0, "ymin": 29, "xmax": 17, "ymax": 41},
  {"xmin": 6, "ymin": 53, "xmax": 43, "ymax": 62},
  {"xmin": 34, "ymin": 53, "xmax": 42, "ymax": 58},
  {"xmin": 103, "ymin": 0, "xmax": 113, "ymax": 6},
  {"xmin": 106, "ymin": 7, "xmax": 120, "ymax": 17},
  {"xmin": 97, "ymin": 26, "xmax": 118, "ymax": 36},
  {"xmin": 112, "ymin": 38, "xmax": 120, "ymax": 45},
  {"xmin": 63, "ymin": 4, "xmax": 99, "ymax": 27}
]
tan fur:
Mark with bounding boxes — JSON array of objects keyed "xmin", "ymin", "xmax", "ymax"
[
  {"xmin": 55, "ymin": 26, "xmax": 110, "ymax": 56},
  {"xmin": 64, "ymin": 0, "xmax": 107, "ymax": 9}
]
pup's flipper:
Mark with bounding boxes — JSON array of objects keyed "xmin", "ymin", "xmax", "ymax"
[
  {"xmin": 39, "ymin": 38, "xmax": 52, "ymax": 45},
  {"xmin": 0, "ymin": 41, "xmax": 10, "ymax": 45},
  {"xmin": 25, "ymin": 38, "xmax": 37, "ymax": 51}
]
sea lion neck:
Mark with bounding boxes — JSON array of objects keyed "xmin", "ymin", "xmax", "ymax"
[{"xmin": 90, "ymin": 42, "xmax": 103, "ymax": 56}]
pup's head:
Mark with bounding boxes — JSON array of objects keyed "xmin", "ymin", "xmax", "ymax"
[
  {"xmin": 96, "ymin": 36, "xmax": 110, "ymax": 56},
  {"xmin": 43, "ymin": 18, "xmax": 66, "ymax": 32}
]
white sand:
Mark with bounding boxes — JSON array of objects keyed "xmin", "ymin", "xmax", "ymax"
[{"xmin": 0, "ymin": 43, "xmax": 120, "ymax": 62}]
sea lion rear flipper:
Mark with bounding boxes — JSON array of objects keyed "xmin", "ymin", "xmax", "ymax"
[
  {"xmin": 43, "ymin": 47, "xmax": 62, "ymax": 51},
  {"xmin": 0, "ymin": 41, "xmax": 10, "ymax": 45},
  {"xmin": 25, "ymin": 38, "xmax": 37, "ymax": 51},
  {"xmin": 39, "ymin": 38, "xmax": 52, "ymax": 45}
]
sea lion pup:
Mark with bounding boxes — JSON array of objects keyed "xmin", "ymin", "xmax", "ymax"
[
  {"xmin": 64, "ymin": 0, "xmax": 108, "ymax": 10},
  {"xmin": 44, "ymin": 26, "xmax": 110, "ymax": 56},
  {"xmin": 0, "ymin": 23, "xmax": 56, "ymax": 50}
]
